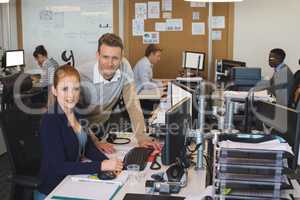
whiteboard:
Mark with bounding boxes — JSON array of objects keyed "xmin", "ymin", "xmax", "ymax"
[{"xmin": 22, "ymin": 0, "xmax": 113, "ymax": 70}]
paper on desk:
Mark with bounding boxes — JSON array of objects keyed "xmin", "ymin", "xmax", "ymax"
[
  {"xmin": 48, "ymin": 175, "xmax": 121, "ymax": 200},
  {"xmin": 71, "ymin": 171, "xmax": 129, "ymax": 186},
  {"xmin": 185, "ymin": 185, "xmax": 214, "ymax": 200},
  {"xmin": 219, "ymin": 140, "xmax": 293, "ymax": 155},
  {"xmin": 223, "ymin": 90, "xmax": 273, "ymax": 101}
]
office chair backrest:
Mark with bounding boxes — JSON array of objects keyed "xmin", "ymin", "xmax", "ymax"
[{"xmin": 0, "ymin": 106, "xmax": 42, "ymax": 177}]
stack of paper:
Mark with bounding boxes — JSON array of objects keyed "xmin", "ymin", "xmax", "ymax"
[{"xmin": 219, "ymin": 139, "xmax": 293, "ymax": 155}]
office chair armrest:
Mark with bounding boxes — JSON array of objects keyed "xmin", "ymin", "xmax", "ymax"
[{"xmin": 13, "ymin": 175, "xmax": 40, "ymax": 188}]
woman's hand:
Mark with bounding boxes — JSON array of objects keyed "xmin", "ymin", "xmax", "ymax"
[
  {"xmin": 96, "ymin": 142, "xmax": 116, "ymax": 154},
  {"xmin": 101, "ymin": 159, "xmax": 123, "ymax": 171}
]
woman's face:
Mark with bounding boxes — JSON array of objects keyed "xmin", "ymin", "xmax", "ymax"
[{"xmin": 52, "ymin": 75, "xmax": 80, "ymax": 111}]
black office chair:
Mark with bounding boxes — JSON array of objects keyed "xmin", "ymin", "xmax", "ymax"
[{"xmin": 0, "ymin": 105, "xmax": 43, "ymax": 200}]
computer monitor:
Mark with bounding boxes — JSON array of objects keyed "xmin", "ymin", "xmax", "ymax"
[
  {"xmin": 171, "ymin": 82, "xmax": 193, "ymax": 116},
  {"xmin": 216, "ymin": 59, "xmax": 246, "ymax": 85},
  {"xmin": 182, "ymin": 51, "xmax": 205, "ymax": 71},
  {"xmin": 229, "ymin": 67, "xmax": 262, "ymax": 91},
  {"xmin": 252, "ymin": 100, "xmax": 300, "ymax": 170},
  {"xmin": 161, "ymin": 97, "xmax": 191, "ymax": 165},
  {"xmin": 5, "ymin": 50, "xmax": 25, "ymax": 68}
]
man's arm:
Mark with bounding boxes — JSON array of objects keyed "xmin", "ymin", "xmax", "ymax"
[
  {"xmin": 122, "ymin": 82, "xmax": 149, "ymax": 144},
  {"xmin": 139, "ymin": 65, "xmax": 162, "ymax": 90}
]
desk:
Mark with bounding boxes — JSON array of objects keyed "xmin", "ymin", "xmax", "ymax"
[{"xmin": 46, "ymin": 135, "xmax": 207, "ymax": 200}]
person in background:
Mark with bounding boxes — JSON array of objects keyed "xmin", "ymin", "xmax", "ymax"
[
  {"xmin": 78, "ymin": 33, "xmax": 161, "ymax": 154},
  {"xmin": 35, "ymin": 65, "xmax": 123, "ymax": 200},
  {"xmin": 133, "ymin": 44, "xmax": 164, "ymax": 94},
  {"xmin": 292, "ymin": 70, "xmax": 300, "ymax": 108},
  {"xmin": 268, "ymin": 48, "xmax": 294, "ymax": 107},
  {"xmin": 33, "ymin": 45, "xmax": 59, "ymax": 87}
]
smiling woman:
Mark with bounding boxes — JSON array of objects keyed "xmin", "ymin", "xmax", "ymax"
[{"xmin": 36, "ymin": 65, "xmax": 123, "ymax": 199}]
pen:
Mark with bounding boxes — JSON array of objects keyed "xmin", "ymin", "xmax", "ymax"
[
  {"xmin": 71, "ymin": 177, "xmax": 117, "ymax": 185},
  {"xmin": 51, "ymin": 195, "xmax": 92, "ymax": 200}
]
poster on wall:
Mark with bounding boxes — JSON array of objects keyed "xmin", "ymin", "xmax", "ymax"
[
  {"xmin": 135, "ymin": 3, "xmax": 147, "ymax": 19},
  {"xmin": 162, "ymin": 0, "xmax": 172, "ymax": 11},
  {"xmin": 190, "ymin": 2, "xmax": 206, "ymax": 7},
  {"xmin": 132, "ymin": 19, "xmax": 144, "ymax": 36},
  {"xmin": 166, "ymin": 19, "xmax": 183, "ymax": 31},
  {"xmin": 155, "ymin": 22, "xmax": 166, "ymax": 31},
  {"xmin": 192, "ymin": 22, "xmax": 205, "ymax": 35},
  {"xmin": 212, "ymin": 16, "xmax": 225, "ymax": 29},
  {"xmin": 192, "ymin": 12, "xmax": 200, "ymax": 20},
  {"xmin": 143, "ymin": 32, "xmax": 160, "ymax": 44},
  {"xmin": 162, "ymin": 12, "xmax": 172, "ymax": 19},
  {"xmin": 148, "ymin": 1, "xmax": 160, "ymax": 19},
  {"xmin": 212, "ymin": 30, "xmax": 222, "ymax": 40}
]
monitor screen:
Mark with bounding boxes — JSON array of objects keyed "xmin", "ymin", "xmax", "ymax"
[
  {"xmin": 162, "ymin": 97, "xmax": 191, "ymax": 165},
  {"xmin": 6, "ymin": 50, "xmax": 25, "ymax": 67},
  {"xmin": 183, "ymin": 51, "xmax": 205, "ymax": 70},
  {"xmin": 171, "ymin": 82, "xmax": 192, "ymax": 116}
]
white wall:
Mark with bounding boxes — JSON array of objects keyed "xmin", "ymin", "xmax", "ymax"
[{"xmin": 234, "ymin": 0, "xmax": 300, "ymax": 78}]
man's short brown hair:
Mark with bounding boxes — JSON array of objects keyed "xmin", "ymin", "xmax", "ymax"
[
  {"xmin": 145, "ymin": 44, "xmax": 162, "ymax": 57},
  {"xmin": 98, "ymin": 33, "xmax": 124, "ymax": 52}
]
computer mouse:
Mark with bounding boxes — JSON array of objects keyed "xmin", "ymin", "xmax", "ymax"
[{"xmin": 97, "ymin": 171, "xmax": 116, "ymax": 180}]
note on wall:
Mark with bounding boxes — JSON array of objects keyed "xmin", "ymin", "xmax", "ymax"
[
  {"xmin": 162, "ymin": 12, "xmax": 172, "ymax": 19},
  {"xmin": 155, "ymin": 22, "xmax": 166, "ymax": 32},
  {"xmin": 212, "ymin": 16, "xmax": 225, "ymax": 29},
  {"xmin": 148, "ymin": 1, "xmax": 160, "ymax": 19},
  {"xmin": 192, "ymin": 12, "xmax": 200, "ymax": 20},
  {"xmin": 212, "ymin": 30, "xmax": 222, "ymax": 40},
  {"xmin": 190, "ymin": 2, "xmax": 206, "ymax": 7},
  {"xmin": 143, "ymin": 32, "xmax": 160, "ymax": 44},
  {"xmin": 192, "ymin": 22, "xmax": 205, "ymax": 35},
  {"xmin": 135, "ymin": 3, "xmax": 147, "ymax": 19},
  {"xmin": 166, "ymin": 18, "xmax": 183, "ymax": 31},
  {"xmin": 132, "ymin": 19, "xmax": 144, "ymax": 36},
  {"xmin": 162, "ymin": 0, "xmax": 172, "ymax": 11}
]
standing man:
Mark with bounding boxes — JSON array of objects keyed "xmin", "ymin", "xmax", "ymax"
[
  {"xmin": 268, "ymin": 48, "xmax": 294, "ymax": 107},
  {"xmin": 133, "ymin": 44, "xmax": 163, "ymax": 93},
  {"xmin": 78, "ymin": 33, "xmax": 160, "ymax": 153},
  {"xmin": 33, "ymin": 45, "xmax": 59, "ymax": 87}
]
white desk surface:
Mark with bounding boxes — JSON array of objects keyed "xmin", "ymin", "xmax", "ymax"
[
  {"xmin": 46, "ymin": 135, "xmax": 207, "ymax": 200},
  {"xmin": 46, "ymin": 134, "xmax": 300, "ymax": 199}
]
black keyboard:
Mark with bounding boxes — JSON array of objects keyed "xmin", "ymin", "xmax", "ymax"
[{"xmin": 123, "ymin": 147, "xmax": 154, "ymax": 171}]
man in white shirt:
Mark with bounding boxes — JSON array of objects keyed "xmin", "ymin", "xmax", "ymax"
[
  {"xmin": 133, "ymin": 44, "xmax": 163, "ymax": 94},
  {"xmin": 78, "ymin": 34, "xmax": 161, "ymax": 153}
]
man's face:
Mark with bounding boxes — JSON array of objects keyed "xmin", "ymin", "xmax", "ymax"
[
  {"xmin": 149, "ymin": 51, "xmax": 161, "ymax": 65},
  {"xmin": 97, "ymin": 44, "xmax": 122, "ymax": 80},
  {"xmin": 269, "ymin": 52, "xmax": 281, "ymax": 68}
]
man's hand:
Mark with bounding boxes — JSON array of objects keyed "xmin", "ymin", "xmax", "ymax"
[
  {"xmin": 139, "ymin": 138, "xmax": 162, "ymax": 154},
  {"xmin": 101, "ymin": 159, "xmax": 123, "ymax": 171},
  {"xmin": 95, "ymin": 142, "xmax": 116, "ymax": 154}
]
